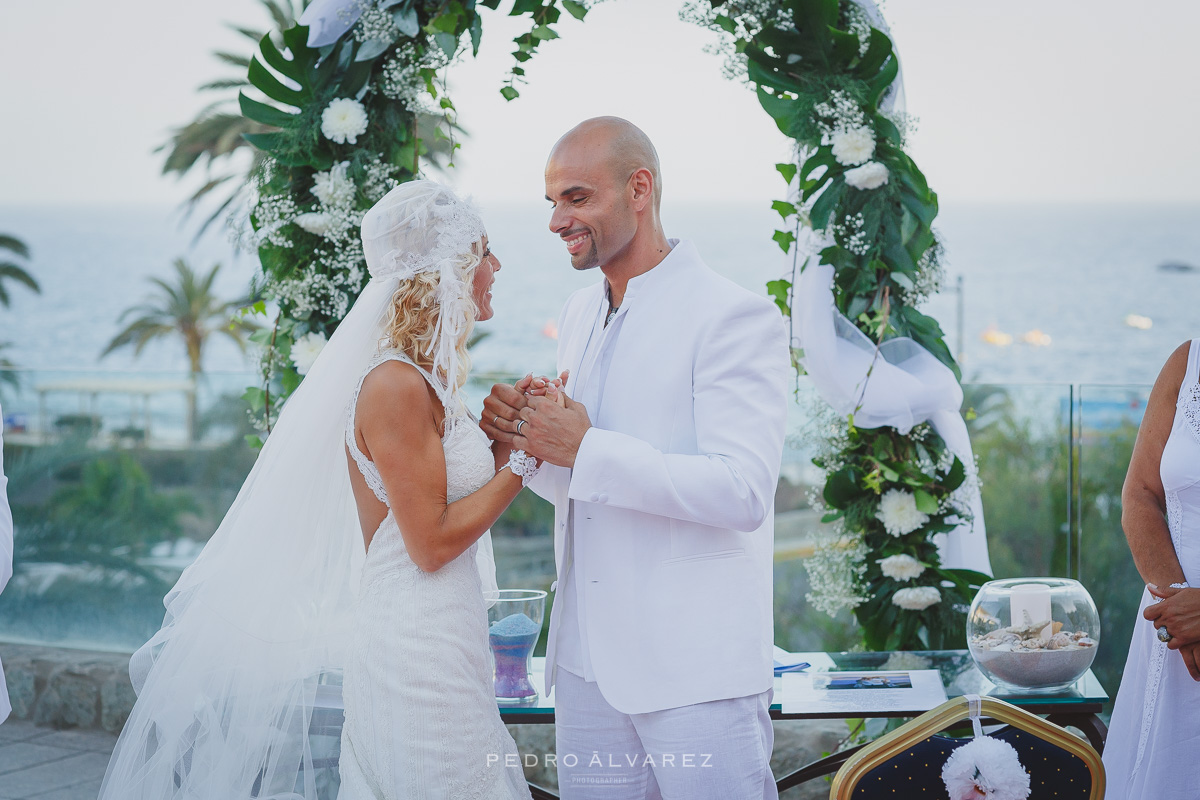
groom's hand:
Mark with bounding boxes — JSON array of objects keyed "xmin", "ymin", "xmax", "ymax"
[
  {"xmin": 481, "ymin": 374, "xmax": 536, "ymax": 444},
  {"xmin": 515, "ymin": 394, "xmax": 591, "ymax": 468}
]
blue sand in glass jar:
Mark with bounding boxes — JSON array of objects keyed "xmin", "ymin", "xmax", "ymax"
[{"xmin": 489, "ymin": 613, "xmax": 540, "ymax": 699}]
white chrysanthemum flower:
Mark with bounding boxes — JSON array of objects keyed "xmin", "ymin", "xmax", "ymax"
[
  {"xmin": 830, "ymin": 126, "xmax": 875, "ymax": 166},
  {"xmin": 876, "ymin": 489, "xmax": 929, "ymax": 536},
  {"xmin": 321, "ymin": 98, "xmax": 368, "ymax": 145},
  {"xmin": 290, "ymin": 331, "xmax": 328, "ymax": 376},
  {"xmin": 312, "ymin": 162, "xmax": 356, "ymax": 208},
  {"xmin": 879, "ymin": 553, "xmax": 926, "ymax": 582},
  {"xmin": 294, "ymin": 212, "xmax": 333, "ymax": 236},
  {"xmin": 844, "ymin": 161, "xmax": 889, "ymax": 190},
  {"xmin": 892, "ymin": 586, "xmax": 942, "ymax": 611},
  {"xmin": 941, "ymin": 735, "xmax": 1032, "ymax": 800}
]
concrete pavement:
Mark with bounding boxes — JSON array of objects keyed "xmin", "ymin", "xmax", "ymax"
[{"xmin": 0, "ymin": 719, "xmax": 115, "ymax": 800}]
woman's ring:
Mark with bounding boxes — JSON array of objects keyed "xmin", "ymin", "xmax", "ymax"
[
  {"xmin": 1158, "ymin": 626, "xmax": 1173, "ymax": 643},
  {"xmin": 515, "ymin": 420, "xmax": 526, "ymax": 436}
]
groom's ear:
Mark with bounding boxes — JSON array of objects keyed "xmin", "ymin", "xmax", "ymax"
[{"xmin": 629, "ymin": 168, "xmax": 654, "ymax": 212}]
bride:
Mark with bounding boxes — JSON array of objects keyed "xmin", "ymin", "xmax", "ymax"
[{"xmin": 100, "ymin": 181, "xmax": 536, "ymax": 799}]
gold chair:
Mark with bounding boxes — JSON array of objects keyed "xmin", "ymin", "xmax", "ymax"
[{"xmin": 829, "ymin": 695, "xmax": 1105, "ymax": 799}]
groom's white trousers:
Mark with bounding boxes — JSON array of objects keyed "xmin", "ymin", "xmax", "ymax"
[{"xmin": 554, "ymin": 670, "xmax": 778, "ymax": 800}]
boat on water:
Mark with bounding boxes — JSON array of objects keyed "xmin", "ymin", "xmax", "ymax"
[{"xmin": 1158, "ymin": 260, "xmax": 1197, "ymax": 273}]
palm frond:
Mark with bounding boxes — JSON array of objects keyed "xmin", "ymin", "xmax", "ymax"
[
  {"xmin": 0, "ymin": 263, "xmax": 39, "ymax": 292},
  {"xmin": 199, "ymin": 78, "xmax": 252, "ymax": 91},
  {"xmin": 0, "ymin": 261, "xmax": 39, "ymax": 307},
  {"xmin": 229, "ymin": 24, "xmax": 267, "ymax": 43},
  {"xmin": 103, "ymin": 318, "xmax": 176, "ymax": 357},
  {"xmin": 263, "ymin": 0, "xmax": 302, "ymax": 34},
  {"xmin": 188, "ymin": 181, "xmax": 249, "ymax": 242},
  {"xmin": 105, "ymin": 259, "xmax": 253, "ymax": 372},
  {"xmin": 160, "ymin": 113, "xmax": 266, "ymax": 175},
  {"xmin": 214, "ymin": 51, "xmax": 253, "ymax": 68},
  {"xmin": 0, "ymin": 235, "xmax": 30, "ymax": 259}
]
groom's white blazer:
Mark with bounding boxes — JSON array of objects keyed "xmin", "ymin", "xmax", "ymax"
[{"xmin": 531, "ymin": 239, "xmax": 790, "ymax": 715}]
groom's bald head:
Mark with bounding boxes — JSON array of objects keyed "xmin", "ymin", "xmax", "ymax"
[
  {"xmin": 548, "ymin": 117, "xmax": 662, "ymax": 211},
  {"xmin": 545, "ymin": 117, "xmax": 666, "ymax": 272}
]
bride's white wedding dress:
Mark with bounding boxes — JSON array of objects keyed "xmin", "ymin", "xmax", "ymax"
[
  {"xmin": 338, "ymin": 351, "xmax": 531, "ymax": 800},
  {"xmin": 1104, "ymin": 338, "xmax": 1200, "ymax": 799}
]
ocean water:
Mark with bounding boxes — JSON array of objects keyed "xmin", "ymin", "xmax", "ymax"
[{"xmin": 2, "ymin": 201, "xmax": 1198, "ymax": 386}]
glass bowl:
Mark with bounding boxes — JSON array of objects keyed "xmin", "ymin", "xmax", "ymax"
[{"xmin": 967, "ymin": 578, "xmax": 1100, "ymax": 693}]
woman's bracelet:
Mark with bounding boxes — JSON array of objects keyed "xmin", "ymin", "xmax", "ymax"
[{"xmin": 500, "ymin": 449, "xmax": 540, "ymax": 487}]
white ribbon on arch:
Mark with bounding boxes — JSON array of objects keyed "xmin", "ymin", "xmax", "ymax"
[
  {"xmin": 791, "ymin": 0, "xmax": 991, "ymax": 576},
  {"xmin": 794, "ymin": 262, "xmax": 991, "ymax": 575},
  {"xmin": 298, "ymin": 0, "xmax": 365, "ymax": 47}
]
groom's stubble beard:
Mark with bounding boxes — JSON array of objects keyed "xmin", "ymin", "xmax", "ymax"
[{"xmin": 571, "ymin": 237, "xmax": 600, "ymax": 271}]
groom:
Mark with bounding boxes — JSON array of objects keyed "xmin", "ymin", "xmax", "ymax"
[{"xmin": 482, "ymin": 117, "xmax": 789, "ymax": 799}]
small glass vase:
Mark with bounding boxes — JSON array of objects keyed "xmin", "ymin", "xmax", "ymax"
[
  {"xmin": 485, "ymin": 589, "xmax": 546, "ymax": 704},
  {"xmin": 967, "ymin": 577, "xmax": 1101, "ymax": 693}
]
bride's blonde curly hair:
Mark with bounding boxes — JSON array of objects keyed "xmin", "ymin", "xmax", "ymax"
[{"xmin": 382, "ymin": 241, "xmax": 483, "ymax": 392}]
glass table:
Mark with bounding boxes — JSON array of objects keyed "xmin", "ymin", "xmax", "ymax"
[{"xmin": 500, "ymin": 651, "xmax": 1109, "ymax": 799}]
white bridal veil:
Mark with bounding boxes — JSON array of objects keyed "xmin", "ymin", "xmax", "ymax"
[{"xmin": 100, "ymin": 181, "xmax": 495, "ymax": 799}]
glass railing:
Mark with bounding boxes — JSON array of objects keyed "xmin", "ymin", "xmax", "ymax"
[
  {"xmin": 0, "ymin": 369, "xmax": 1149, "ymax": 710},
  {"xmin": 1074, "ymin": 384, "xmax": 1151, "ymax": 713},
  {"xmin": 0, "ymin": 369, "xmax": 261, "ymax": 652}
]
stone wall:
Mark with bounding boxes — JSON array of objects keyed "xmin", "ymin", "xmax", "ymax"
[
  {"xmin": 0, "ymin": 643, "xmax": 845, "ymax": 798},
  {"xmin": 1, "ymin": 643, "xmax": 136, "ymax": 733}
]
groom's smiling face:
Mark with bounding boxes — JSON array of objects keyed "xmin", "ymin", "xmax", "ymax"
[{"xmin": 544, "ymin": 131, "xmax": 638, "ymax": 272}]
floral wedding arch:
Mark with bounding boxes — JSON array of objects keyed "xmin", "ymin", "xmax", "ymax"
[{"xmin": 236, "ymin": 0, "xmax": 991, "ymax": 650}]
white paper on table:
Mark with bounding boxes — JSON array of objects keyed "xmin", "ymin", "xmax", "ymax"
[{"xmin": 780, "ymin": 669, "xmax": 948, "ymax": 715}]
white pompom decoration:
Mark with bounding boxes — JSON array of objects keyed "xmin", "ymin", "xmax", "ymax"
[{"xmin": 941, "ymin": 736, "xmax": 1031, "ymax": 800}]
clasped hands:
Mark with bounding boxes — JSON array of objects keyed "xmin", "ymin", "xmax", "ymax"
[
  {"xmin": 1144, "ymin": 584, "xmax": 1200, "ymax": 680},
  {"xmin": 480, "ymin": 370, "xmax": 592, "ymax": 469}
]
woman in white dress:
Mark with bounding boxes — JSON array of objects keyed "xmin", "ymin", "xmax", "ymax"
[
  {"xmin": 100, "ymin": 182, "xmax": 536, "ymax": 799},
  {"xmin": 1105, "ymin": 338, "xmax": 1200, "ymax": 799}
]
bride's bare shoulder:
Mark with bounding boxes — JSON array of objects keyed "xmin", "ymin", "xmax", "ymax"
[
  {"xmin": 1152, "ymin": 340, "xmax": 1193, "ymax": 397},
  {"xmin": 356, "ymin": 360, "xmax": 434, "ymax": 422}
]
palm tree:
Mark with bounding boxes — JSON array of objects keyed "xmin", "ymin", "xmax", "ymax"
[
  {"xmin": 165, "ymin": 0, "xmax": 463, "ymax": 237},
  {"xmin": 160, "ymin": 0, "xmax": 303, "ymax": 236},
  {"xmin": 0, "ymin": 233, "xmax": 39, "ymax": 308},
  {"xmin": 103, "ymin": 259, "xmax": 257, "ymax": 440}
]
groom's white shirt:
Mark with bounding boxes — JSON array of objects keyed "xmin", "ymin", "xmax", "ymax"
[
  {"xmin": 530, "ymin": 239, "xmax": 790, "ymax": 715},
  {"xmin": 554, "ymin": 262, "xmax": 651, "ymax": 682}
]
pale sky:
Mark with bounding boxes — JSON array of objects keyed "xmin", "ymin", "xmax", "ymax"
[{"xmin": 1, "ymin": 1, "xmax": 1198, "ymax": 208}]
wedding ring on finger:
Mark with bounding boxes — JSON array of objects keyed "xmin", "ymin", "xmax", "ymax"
[
  {"xmin": 1158, "ymin": 626, "xmax": 1173, "ymax": 643},
  {"xmin": 515, "ymin": 419, "xmax": 526, "ymax": 436},
  {"xmin": 493, "ymin": 415, "xmax": 500, "ymax": 427}
]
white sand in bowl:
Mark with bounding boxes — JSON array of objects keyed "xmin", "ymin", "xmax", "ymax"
[{"xmin": 969, "ymin": 646, "xmax": 1096, "ymax": 688}]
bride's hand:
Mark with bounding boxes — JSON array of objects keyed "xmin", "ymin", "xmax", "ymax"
[
  {"xmin": 544, "ymin": 381, "xmax": 568, "ymax": 408},
  {"xmin": 526, "ymin": 370, "xmax": 569, "ymax": 399},
  {"xmin": 1146, "ymin": 584, "xmax": 1200, "ymax": 648},
  {"xmin": 1177, "ymin": 641, "xmax": 1200, "ymax": 681}
]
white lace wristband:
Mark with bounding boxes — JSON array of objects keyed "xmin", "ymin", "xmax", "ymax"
[{"xmin": 502, "ymin": 449, "xmax": 540, "ymax": 487}]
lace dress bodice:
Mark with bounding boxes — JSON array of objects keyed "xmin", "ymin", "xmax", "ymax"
[{"xmin": 345, "ymin": 350, "xmax": 496, "ymax": 509}]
